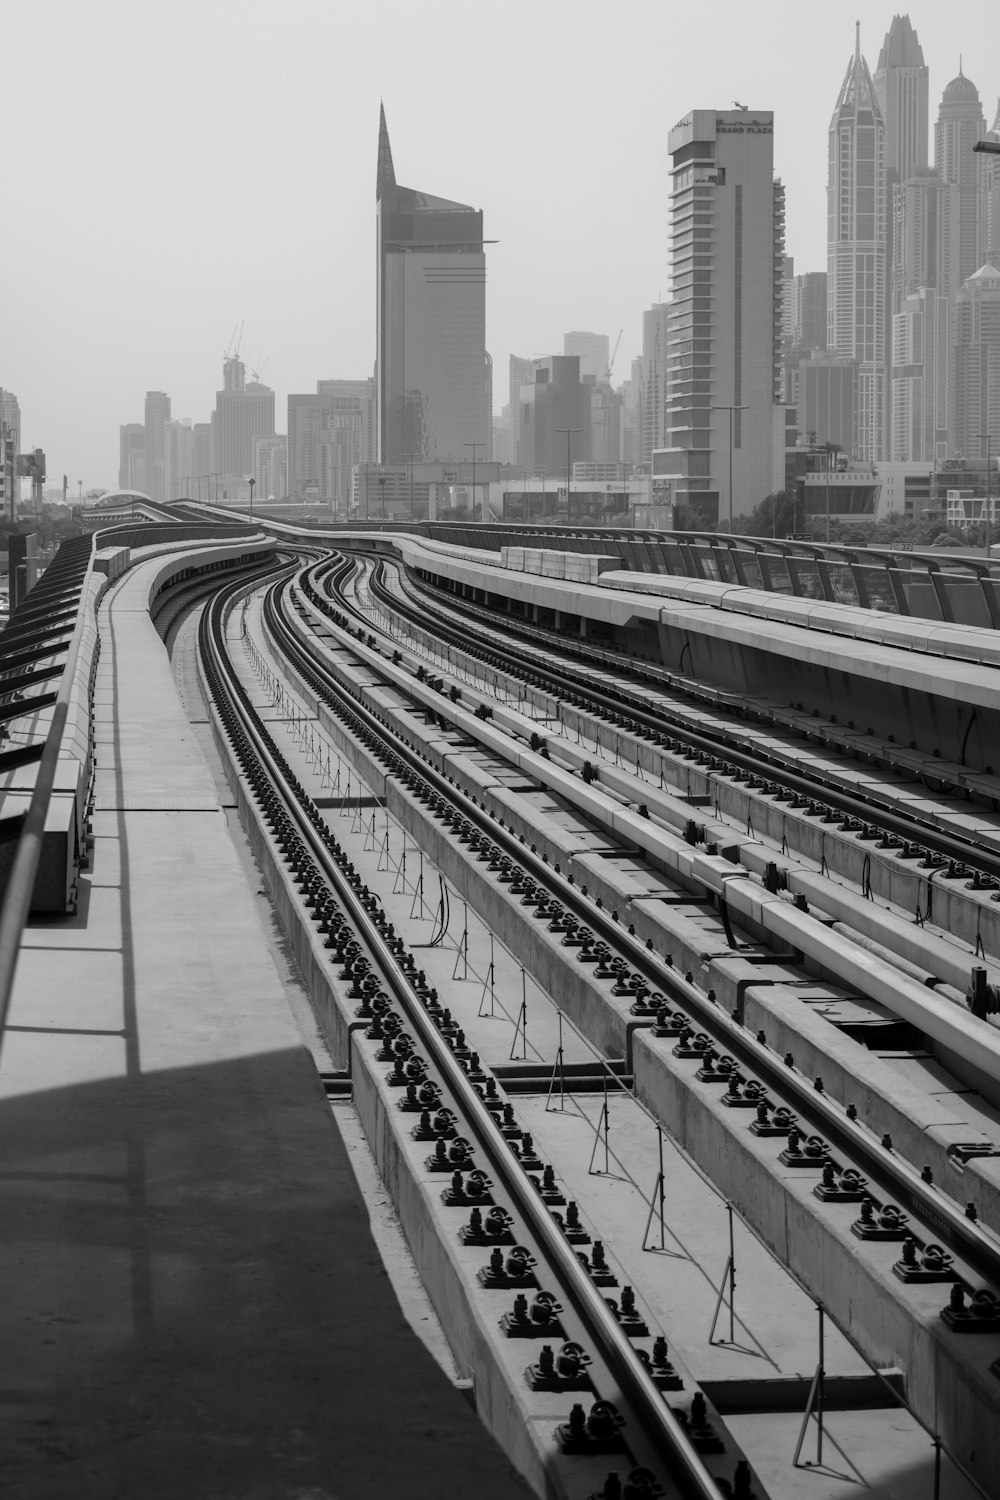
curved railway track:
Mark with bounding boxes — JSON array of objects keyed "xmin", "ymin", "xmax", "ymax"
[
  {"xmin": 199, "ymin": 563, "xmax": 730, "ymax": 1500},
  {"xmin": 281, "ymin": 552, "xmax": 1000, "ymax": 1292},
  {"xmin": 197, "ymin": 549, "xmax": 1000, "ymax": 1496},
  {"xmin": 363, "ymin": 555, "xmax": 1000, "ymax": 888}
]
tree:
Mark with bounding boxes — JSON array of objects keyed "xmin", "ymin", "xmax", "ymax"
[{"xmin": 729, "ymin": 490, "xmax": 797, "ymax": 539}]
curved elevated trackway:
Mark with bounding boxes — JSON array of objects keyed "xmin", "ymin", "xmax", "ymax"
[{"xmin": 189, "ymin": 519, "xmax": 1000, "ymax": 1500}]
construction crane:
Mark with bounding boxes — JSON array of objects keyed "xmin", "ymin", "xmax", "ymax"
[
  {"xmin": 224, "ymin": 321, "xmax": 245, "ymax": 362},
  {"xmin": 249, "ymin": 351, "xmax": 270, "ymax": 384},
  {"xmin": 605, "ymin": 329, "xmax": 623, "ymax": 385}
]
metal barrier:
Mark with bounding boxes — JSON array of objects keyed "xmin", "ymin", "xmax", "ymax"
[{"xmin": 0, "ymin": 532, "xmax": 96, "ymax": 1053}]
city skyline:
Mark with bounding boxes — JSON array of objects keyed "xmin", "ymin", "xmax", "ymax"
[{"xmin": 3, "ymin": 0, "xmax": 998, "ymax": 488}]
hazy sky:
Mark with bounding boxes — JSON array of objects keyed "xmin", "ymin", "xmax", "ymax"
[{"xmin": 4, "ymin": 0, "xmax": 998, "ymax": 491}]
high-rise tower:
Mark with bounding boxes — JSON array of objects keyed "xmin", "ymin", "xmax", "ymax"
[
  {"xmin": 935, "ymin": 66, "xmax": 986, "ymax": 300},
  {"xmin": 144, "ymin": 391, "xmax": 170, "ymax": 502},
  {"xmin": 979, "ymin": 100, "xmax": 1000, "ymax": 266},
  {"xmin": 875, "ymin": 15, "xmax": 928, "ymax": 186},
  {"xmin": 827, "ymin": 24, "xmax": 887, "ymax": 460},
  {"xmin": 660, "ymin": 109, "xmax": 786, "ymax": 522},
  {"xmin": 375, "ymin": 106, "xmax": 488, "ymax": 465}
]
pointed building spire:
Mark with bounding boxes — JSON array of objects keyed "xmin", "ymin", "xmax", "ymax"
[{"xmin": 376, "ymin": 103, "xmax": 396, "ymax": 202}]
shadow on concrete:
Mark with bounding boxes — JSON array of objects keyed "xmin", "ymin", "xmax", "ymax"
[{"xmin": 0, "ymin": 1048, "xmax": 530, "ymax": 1499}]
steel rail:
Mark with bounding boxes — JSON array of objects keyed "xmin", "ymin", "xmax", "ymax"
[
  {"xmin": 203, "ymin": 569, "xmax": 723, "ymax": 1499},
  {"xmin": 361, "ymin": 555, "xmax": 1000, "ymax": 885},
  {"xmin": 284, "ymin": 555, "xmax": 1000, "ymax": 1291}
]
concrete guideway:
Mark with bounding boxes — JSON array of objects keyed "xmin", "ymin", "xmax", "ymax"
[
  {"xmin": 252, "ymin": 559, "xmax": 997, "ymax": 1496},
  {"xmin": 0, "ymin": 548, "xmax": 527, "ymax": 1499}
]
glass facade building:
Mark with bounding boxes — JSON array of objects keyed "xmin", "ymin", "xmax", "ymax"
[{"xmin": 376, "ymin": 107, "xmax": 488, "ymax": 465}]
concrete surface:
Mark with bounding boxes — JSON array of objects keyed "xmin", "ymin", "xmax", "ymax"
[{"xmin": 0, "ymin": 557, "xmax": 528, "ymax": 1499}]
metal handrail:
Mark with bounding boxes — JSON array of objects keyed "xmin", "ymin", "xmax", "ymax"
[{"xmin": 0, "ymin": 534, "xmax": 97, "ymax": 1058}]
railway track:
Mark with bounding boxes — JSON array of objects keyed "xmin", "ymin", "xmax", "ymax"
[
  {"xmin": 290, "ymin": 554, "xmax": 1000, "ymax": 1276},
  {"xmin": 199, "ymin": 565, "xmax": 735, "ymax": 1500},
  {"xmin": 199, "ymin": 551, "xmax": 1000, "ymax": 1496},
  {"xmin": 368, "ymin": 556, "xmax": 1000, "ymax": 889}
]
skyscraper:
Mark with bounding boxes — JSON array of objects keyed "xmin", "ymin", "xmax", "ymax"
[
  {"xmin": 935, "ymin": 67, "xmax": 986, "ymax": 301},
  {"xmin": 144, "ymin": 391, "xmax": 170, "ymax": 502},
  {"xmin": 827, "ymin": 25, "xmax": 887, "ymax": 461},
  {"xmin": 640, "ymin": 303, "xmax": 670, "ymax": 470},
  {"xmin": 164, "ymin": 418, "xmax": 194, "ymax": 501},
  {"xmin": 214, "ymin": 356, "xmax": 275, "ymax": 485},
  {"xmin": 254, "ymin": 435, "xmax": 287, "ymax": 501},
  {"xmin": 563, "ymin": 332, "xmax": 610, "ymax": 383},
  {"xmin": 288, "ymin": 383, "xmax": 371, "ymax": 511},
  {"xmin": 1, "ymin": 391, "xmax": 21, "ymax": 460},
  {"xmin": 951, "ymin": 263, "xmax": 1000, "ymax": 458},
  {"xmin": 515, "ymin": 356, "xmax": 592, "ymax": 478},
  {"xmin": 875, "ymin": 16, "xmax": 928, "ymax": 188},
  {"xmin": 119, "ymin": 423, "xmax": 145, "ymax": 491},
  {"xmin": 376, "ymin": 106, "xmax": 488, "ymax": 465},
  {"xmin": 660, "ymin": 110, "xmax": 786, "ymax": 521},
  {"xmin": 978, "ymin": 100, "xmax": 1000, "ymax": 266},
  {"xmin": 508, "ymin": 356, "xmax": 535, "ymax": 469}
]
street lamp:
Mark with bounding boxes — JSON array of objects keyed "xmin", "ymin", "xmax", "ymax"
[
  {"xmin": 555, "ymin": 428, "xmax": 581, "ymax": 524},
  {"xmin": 464, "ymin": 441, "xmax": 484, "ymax": 519},
  {"xmin": 710, "ymin": 405, "xmax": 748, "ymax": 532},
  {"xmin": 249, "ymin": 475, "xmax": 255, "ymax": 524},
  {"xmin": 405, "ymin": 452, "xmax": 418, "ymax": 519}
]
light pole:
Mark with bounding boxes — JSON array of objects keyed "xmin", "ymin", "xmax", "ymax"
[
  {"xmin": 249, "ymin": 476, "xmax": 255, "ymax": 524},
  {"xmin": 405, "ymin": 452, "xmax": 417, "ymax": 519},
  {"xmin": 464, "ymin": 441, "xmax": 484, "ymax": 519},
  {"xmin": 980, "ymin": 433, "xmax": 993, "ymax": 556},
  {"xmin": 555, "ymin": 427, "xmax": 581, "ymax": 524},
  {"xmin": 377, "ymin": 474, "xmax": 386, "ymax": 523},
  {"xmin": 822, "ymin": 442, "xmax": 841, "ymax": 545},
  {"xmin": 711, "ymin": 405, "xmax": 748, "ymax": 532}
]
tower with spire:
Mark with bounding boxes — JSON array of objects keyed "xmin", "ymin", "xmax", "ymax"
[
  {"xmin": 935, "ymin": 63, "xmax": 987, "ymax": 299},
  {"xmin": 827, "ymin": 22, "xmax": 887, "ymax": 461},
  {"xmin": 875, "ymin": 14, "xmax": 928, "ymax": 186},
  {"xmin": 375, "ymin": 106, "xmax": 488, "ymax": 469}
]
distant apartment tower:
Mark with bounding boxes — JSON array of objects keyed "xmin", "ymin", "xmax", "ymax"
[
  {"xmin": 119, "ymin": 423, "xmax": 145, "ymax": 491},
  {"xmin": 516, "ymin": 356, "xmax": 592, "ymax": 478},
  {"xmin": 935, "ymin": 68, "xmax": 986, "ymax": 302},
  {"xmin": 376, "ymin": 106, "xmax": 488, "ymax": 464},
  {"xmin": 979, "ymin": 101, "xmax": 1000, "ymax": 266},
  {"xmin": 951, "ymin": 263, "xmax": 1000, "ymax": 458},
  {"xmin": 254, "ymin": 435, "xmax": 287, "ymax": 500},
  {"xmin": 192, "ymin": 423, "xmax": 213, "ymax": 485},
  {"xmin": 318, "ymin": 377, "xmax": 375, "ymax": 464},
  {"xmin": 214, "ymin": 356, "xmax": 275, "ymax": 485},
  {"xmin": 2, "ymin": 391, "xmax": 21, "ymax": 460},
  {"xmin": 827, "ymin": 26, "xmax": 887, "ymax": 461},
  {"xmin": 640, "ymin": 304, "xmax": 670, "ymax": 470},
  {"xmin": 508, "ymin": 355, "xmax": 536, "ymax": 469},
  {"xmin": 563, "ymin": 332, "xmax": 609, "ymax": 383},
  {"xmin": 891, "ymin": 286, "xmax": 950, "ymax": 459},
  {"xmin": 288, "ymin": 382, "xmax": 371, "ymax": 512},
  {"xmin": 143, "ymin": 391, "xmax": 170, "ymax": 502},
  {"xmin": 620, "ymin": 356, "xmax": 643, "ymax": 467},
  {"xmin": 163, "ymin": 418, "xmax": 193, "ymax": 501},
  {"xmin": 660, "ymin": 109, "xmax": 786, "ymax": 520}
]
